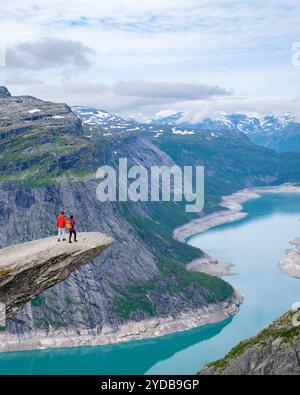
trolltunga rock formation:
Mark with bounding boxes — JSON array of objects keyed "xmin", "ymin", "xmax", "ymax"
[{"xmin": 0, "ymin": 232, "xmax": 113, "ymax": 321}]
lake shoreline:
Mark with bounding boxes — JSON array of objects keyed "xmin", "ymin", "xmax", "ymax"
[
  {"xmin": 0, "ymin": 291, "xmax": 243, "ymax": 353},
  {"xmin": 278, "ymin": 238, "xmax": 300, "ymax": 278},
  {"xmin": 1, "ymin": 184, "xmax": 299, "ymax": 354},
  {"xmin": 176, "ymin": 184, "xmax": 300, "ymax": 278},
  {"xmin": 174, "ymin": 184, "xmax": 300, "ymax": 244}
]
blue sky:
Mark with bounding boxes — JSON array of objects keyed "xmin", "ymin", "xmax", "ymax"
[{"xmin": 1, "ymin": 0, "xmax": 300, "ymax": 120}]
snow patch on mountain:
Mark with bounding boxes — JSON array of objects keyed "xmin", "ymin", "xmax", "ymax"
[
  {"xmin": 150, "ymin": 111, "xmax": 296, "ymax": 137},
  {"xmin": 172, "ymin": 128, "xmax": 195, "ymax": 135}
]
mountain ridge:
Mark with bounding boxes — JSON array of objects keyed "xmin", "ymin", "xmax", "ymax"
[
  {"xmin": 0, "ymin": 89, "xmax": 238, "ymax": 351},
  {"xmin": 1, "ymin": 88, "xmax": 300, "ymax": 356},
  {"xmin": 199, "ymin": 307, "xmax": 300, "ymax": 375},
  {"xmin": 149, "ymin": 110, "xmax": 300, "ymax": 153}
]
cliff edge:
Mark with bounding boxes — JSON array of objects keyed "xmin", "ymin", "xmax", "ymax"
[
  {"xmin": 199, "ymin": 307, "xmax": 300, "ymax": 375},
  {"xmin": 0, "ymin": 232, "xmax": 113, "ymax": 321}
]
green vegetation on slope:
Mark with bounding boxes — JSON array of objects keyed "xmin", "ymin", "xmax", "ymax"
[
  {"xmin": 0, "ymin": 133, "xmax": 96, "ymax": 186},
  {"xmin": 149, "ymin": 130, "xmax": 300, "ymax": 211},
  {"xmin": 121, "ymin": 201, "xmax": 200, "ymax": 263},
  {"xmin": 31, "ymin": 295, "xmax": 46, "ymax": 307},
  {"xmin": 113, "ymin": 254, "xmax": 234, "ymax": 320},
  {"xmin": 206, "ymin": 308, "xmax": 300, "ymax": 372},
  {"xmin": 112, "ymin": 202, "xmax": 234, "ymax": 320},
  {"xmin": 0, "ymin": 98, "xmax": 98, "ymax": 185}
]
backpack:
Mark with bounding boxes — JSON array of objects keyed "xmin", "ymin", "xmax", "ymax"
[{"xmin": 66, "ymin": 220, "xmax": 73, "ymax": 230}]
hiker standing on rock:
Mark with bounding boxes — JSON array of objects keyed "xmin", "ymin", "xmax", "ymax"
[
  {"xmin": 67, "ymin": 215, "xmax": 77, "ymax": 243},
  {"xmin": 56, "ymin": 211, "xmax": 67, "ymax": 242}
]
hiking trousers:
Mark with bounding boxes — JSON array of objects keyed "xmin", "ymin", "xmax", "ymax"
[
  {"xmin": 58, "ymin": 227, "xmax": 66, "ymax": 240},
  {"xmin": 69, "ymin": 230, "xmax": 77, "ymax": 242}
]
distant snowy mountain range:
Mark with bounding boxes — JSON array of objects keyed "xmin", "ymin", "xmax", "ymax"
[
  {"xmin": 72, "ymin": 106, "xmax": 300, "ymax": 153},
  {"xmin": 150, "ymin": 111, "xmax": 300, "ymax": 153},
  {"xmin": 72, "ymin": 106, "xmax": 168, "ymax": 137},
  {"xmin": 72, "ymin": 106, "xmax": 143, "ymax": 134},
  {"xmin": 151, "ymin": 110, "xmax": 293, "ymax": 135}
]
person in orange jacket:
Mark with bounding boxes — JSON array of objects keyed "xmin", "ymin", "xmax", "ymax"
[
  {"xmin": 67, "ymin": 215, "xmax": 77, "ymax": 243},
  {"xmin": 56, "ymin": 211, "xmax": 67, "ymax": 242}
]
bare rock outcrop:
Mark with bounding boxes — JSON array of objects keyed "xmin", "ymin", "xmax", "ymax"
[
  {"xmin": 279, "ymin": 237, "xmax": 300, "ymax": 278},
  {"xmin": 0, "ymin": 232, "xmax": 113, "ymax": 321},
  {"xmin": 0, "ymin": 86, "xmax": 11, "ymax": 97},
  {"xmin": 199, "ymin": 308, "xmax": 300, "ymax": 375}
]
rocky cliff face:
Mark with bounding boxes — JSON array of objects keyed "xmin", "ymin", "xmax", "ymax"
[
  {"xmin": 0, "ymin": 86, "xmax": 11, "ymax": 97},
  {"xmin": 0, "ymin": 180, "xmax": 159, "ymax": 333},
  {"xmin": 0, "ymin": 88, "xmax": 96, "ymax": 184},
  {"xmin": 199, "ymin": 308, "xmax": 300, "ymax": 375},
  {"xmin": 0, "ymin": 89, "xmax": 236, "ymax": 348},
  {"xmin": 0, "ymin": 232, "xmax": 113, "ymax": 320},
  {"xmin": 2, "ymin": 88, "xmax": 300, "ymax": 352}
]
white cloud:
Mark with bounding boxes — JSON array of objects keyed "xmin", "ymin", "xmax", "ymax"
[
  {"xmin": 1, "ymin": 0, "xmax": 300, "ymax": 117},
  {"xmin": 7, "ymin": 80, "xmax": 300, "ymax": 123},
  {"xmin": 5, "ymin": 80, "xmax": 230, "ymax": 114},
  {"xmin": 153, "ymin": 96, "xmax": 300, "ymax": 123},
  {"xmin": 112, "ymin": 80, "xmax": 230, "ymax": 99},
  {"xmin": 6, "ymin": 38, "xmax": 92, "ymax": 70}
]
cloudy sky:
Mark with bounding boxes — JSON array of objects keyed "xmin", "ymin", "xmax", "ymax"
[{"xmin": 1, "ymin": 0, "xmax": 300, "ymax": 120}]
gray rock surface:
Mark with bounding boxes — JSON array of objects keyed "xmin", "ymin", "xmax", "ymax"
[
  {"xmin": 199, "ymin": 308, "xmax": 300, "ymax": 375},
  {"xmin": 0, "ymin": 86, "xmax": 11, "ymax": 97},
  {"xmin": 0, "ymin": 91, "xmax": 95, "ymax": 182},
  {"xmin": 0, "ymin": 232, "xmax": 113, "ymax": 320},
  {"xmin": 0, "ymin": 180, "xmax": 161, "ymax": 334},
  {"xmin": 279, "ymin": 237, "xmax": 300, "ymax": 278},
  {"xmin": 0, "ymin": 89, "xmax": 243, "ymax": 350}
]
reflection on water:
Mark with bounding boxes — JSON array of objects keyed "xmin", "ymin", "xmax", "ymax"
[
  {"xmin": 0, "ymin": 193, "xmax": 300, "ymax": 374},
  {"xmin": 0, "ymin": 318, "xmax": 232, "ymax": 375}
]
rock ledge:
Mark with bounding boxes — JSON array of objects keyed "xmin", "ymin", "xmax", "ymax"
[{"xmin": 0, "ymin": 232, "xmax": 113, "ymax": 320}]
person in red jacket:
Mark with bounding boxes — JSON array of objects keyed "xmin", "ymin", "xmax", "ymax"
[{"xmin": 56, "ymin": 211, "xmax": 67, "ymax": 242}]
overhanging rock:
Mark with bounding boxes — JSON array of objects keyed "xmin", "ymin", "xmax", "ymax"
[{"xmin": 0, "ymin": 232, "xmax": 114, "ymax": 321}]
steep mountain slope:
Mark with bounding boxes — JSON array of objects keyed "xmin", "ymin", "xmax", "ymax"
[
  {"xmin": 267, "ymin": 122, "xmax": 300, "ymax": 153},
  {"xmin": 76, "ymin": 106, "xmax": 300, "ymax": 211},
  {"xmin": 0, "ymin": 93, "xmax": 96, "ymax": 185},
  {"xmin": 144, "ymin": 127, "xmax": 300, "ymax": 211},
  {"xmin": 72, "ymin": 106, "xmax": 152, "ymax": 135},
  {"xmin": 151, "ymin": 111, "xmax": 292, "ymax": 135},
  {"xmin": 2, "ymin": 92, "xmax": 300, "ymax": 350},
  {"xmin": 0, "ymin": 89, "xmax": 236, "ymax": 349},
  {"xmin": 74, "ymin": 105, "xmax": 300, "ymax": 217},
  {"xmin": 199, "ymin": 308, "xmax": 300, "ymax": 375},
  {"xmin": 151, "ymin": 111, "xmax": 300, "ymax": 153},
  {"xmin": 0, "ymin": 86, "xmax": 11, "ymax": 97}
]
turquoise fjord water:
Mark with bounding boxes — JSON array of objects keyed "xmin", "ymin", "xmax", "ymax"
[{"xmin": 0, "ymin": 193, "xmax": 300, "ymax": 375}]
